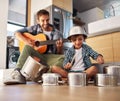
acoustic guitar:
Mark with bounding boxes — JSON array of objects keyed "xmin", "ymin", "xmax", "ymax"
[{"xmin": 19, "ymin": 33, "xmax": 68, "ymax": 53}]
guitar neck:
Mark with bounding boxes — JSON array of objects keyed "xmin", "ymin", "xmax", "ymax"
[{"xmin": 35, "ymin": 39, "xmax": 69, "ymax": 46}]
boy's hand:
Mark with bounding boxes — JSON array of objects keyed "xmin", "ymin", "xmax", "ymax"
[
  {"xmin": 96, "ymin": 55, "xmax": 104, "ymax": 64},
  {"xmin": 64, "ymin": 62, "xmax": 72, "ymax": 69}
]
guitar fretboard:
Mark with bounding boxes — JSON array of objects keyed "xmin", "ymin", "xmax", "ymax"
[{"xmin": 35, "ymin": 39, "xmax": 69, "ymax": 46}]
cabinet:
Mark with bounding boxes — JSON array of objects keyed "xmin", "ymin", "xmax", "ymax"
[
  {"xmin": 112, "ymin": 32, "xmax": 120, "ymax": 62},
  {"xmin": 86, "ymin": 32, "xmax": 120, "ymax": 63},
  {"xmin": 52, "ymin": 0, "xmax": 72, "ymax": 13},
  {"xmin": 78, "ymin": 7, "xmax": 104, "ymax": 33}
]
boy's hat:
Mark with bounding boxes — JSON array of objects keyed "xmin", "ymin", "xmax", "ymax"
[{"xmin": 67, "ymin": 26, "xmax": 87, "ymax": 40}]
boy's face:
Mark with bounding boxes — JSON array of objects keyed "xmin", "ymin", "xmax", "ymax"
[
  {"xmin": 71, "ymin": 35, "xmax": 84, "ymax": 49},
  {"xmin": 37, "ymin": 15, "xmax": 50, "ymax": 30}
]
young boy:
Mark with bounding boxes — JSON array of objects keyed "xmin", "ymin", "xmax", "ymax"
[{"xmin": 63, "ymin": 26, "xmax": 104, "ymax": 79}]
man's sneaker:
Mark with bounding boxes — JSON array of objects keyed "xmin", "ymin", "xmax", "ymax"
[{"xmin": 4, "ymin": 68, "xmax": 26, "ymax": 85}]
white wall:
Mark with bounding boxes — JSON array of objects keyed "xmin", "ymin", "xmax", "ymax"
[
  {"xmin": 31, "ymin": 0, "xmax": 53, "ymax": 25},
  {"xmin": 0, "ymin": 0, "xmax": 9, "ymax": 69}
]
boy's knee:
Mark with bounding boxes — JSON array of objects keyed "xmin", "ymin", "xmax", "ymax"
[
  {"xmin": 51, "ymin": 66, "xmax": 61, "ymax": 72},
  {"xmin": 51, "ymin": 66, "xmax": 68, "ymax": 78},
  {"xmin": 85, "ymin": 66, "xmax": 98, "ymax": 78}
]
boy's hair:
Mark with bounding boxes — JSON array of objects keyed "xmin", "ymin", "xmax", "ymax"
[
  {"xmin": 36, "ymin": 9, "xmax": 49, "ymax": 20},
  {"xmin": 70, "ymin": 34, "xmax": 85, "ymax": 41}
]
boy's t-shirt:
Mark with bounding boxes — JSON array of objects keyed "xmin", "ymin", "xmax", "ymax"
[{"xmin": 70, "ymin": 47, "xmax": 85, "ymax": 72}]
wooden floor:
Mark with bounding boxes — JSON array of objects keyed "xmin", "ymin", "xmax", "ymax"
[
  {"xmin": 0, "ymin": 69, "xmax": 120, "ymax": 101},
  {"xmin": 0, "ymin": 81, "xmax": 120, "ymax": 101}
]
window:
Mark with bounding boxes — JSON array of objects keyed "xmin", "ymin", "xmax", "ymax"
[
  {"xmin": 7, "ymin": 0, "xmax": 28, "ymax": 46},
  {"xmin": 8, "ymin": 0, "xmax": 27, "ymax": 26},
  {"xmin": 7, "ymin": 0, "xmax": 28, "ymax": 68},
  {"xmin": 7, "ymin": 23, "xmax": 24, "ymax": 36}
]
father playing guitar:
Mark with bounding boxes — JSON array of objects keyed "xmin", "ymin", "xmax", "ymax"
[{"xmin": 4, "ymin": 9, "xmax": 68, "ymax": 84}]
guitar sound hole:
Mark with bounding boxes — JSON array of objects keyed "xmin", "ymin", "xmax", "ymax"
[{"xmin": 35, "ymin": 41, "xmax": 40, "ymax": 47}]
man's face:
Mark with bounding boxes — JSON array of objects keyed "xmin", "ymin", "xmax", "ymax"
[{"xmin": 37, "ymin": 15, "xmax": 49, "ymax": 30}]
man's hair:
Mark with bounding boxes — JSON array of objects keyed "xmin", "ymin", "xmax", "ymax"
[{"xmin": 36, "ymin": 9, "xmax": 49, "ymax": 20}]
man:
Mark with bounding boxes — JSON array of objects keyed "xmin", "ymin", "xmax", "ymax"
[{"xmin": 4, "ymin": 9, "xmax": 67, "ymax": 85}]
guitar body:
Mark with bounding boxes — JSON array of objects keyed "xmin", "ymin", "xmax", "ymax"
[{"xmin": 19, "ymin": 33, "xmax": 47, "ymax": 53}]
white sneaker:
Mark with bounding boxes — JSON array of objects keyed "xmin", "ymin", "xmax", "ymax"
[{"xmin": 3, "ymin": 68, "xmax": 26, "ymax": 85}]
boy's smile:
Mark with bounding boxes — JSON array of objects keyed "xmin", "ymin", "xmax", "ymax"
[{"xmin": 71, "ymin": 35, "xmax": 84, "ymax": 49}]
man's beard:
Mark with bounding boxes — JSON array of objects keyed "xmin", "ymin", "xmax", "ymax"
[{"xmin": 42, "ymin": 24, "xmax": 49, "ymax": 31}]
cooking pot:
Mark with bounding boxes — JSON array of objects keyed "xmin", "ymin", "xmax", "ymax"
[
  {"xmin": 68, "ymin": 72, "xmax": 86, "ymax": 87},
  {"xmin": 104, "ymin": 65, "xmax": 120, "ymax": 85},
  {"xmin": 21, "ymin": 56, "xmax": 41, "ymax": 80},
  {"xmin": 95, "ymin": 73, "xmax": 118, "ymax": 87},
  {"xmin": 42, "ymin": 73, "xmax": 61, "ymax": 86}
]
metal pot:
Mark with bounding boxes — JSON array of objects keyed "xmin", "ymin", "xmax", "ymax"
[
  {"xmin": 68, "ymin": 72, "xmax": 86, "ymax": 87},
  {"xmin": 95, "ymin": 73, "xmax": 118, "ymax": 87},
  {"xmin": 21, "ymin": 56, "xmax": 41, "ymax": 80},
  {"xmin": 42, "ymin": 73, "xmax": 61, "ymax": 86},
  {"xmin": 104, "ymin": 65, "xmax": 120, "ymax": 85}
]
